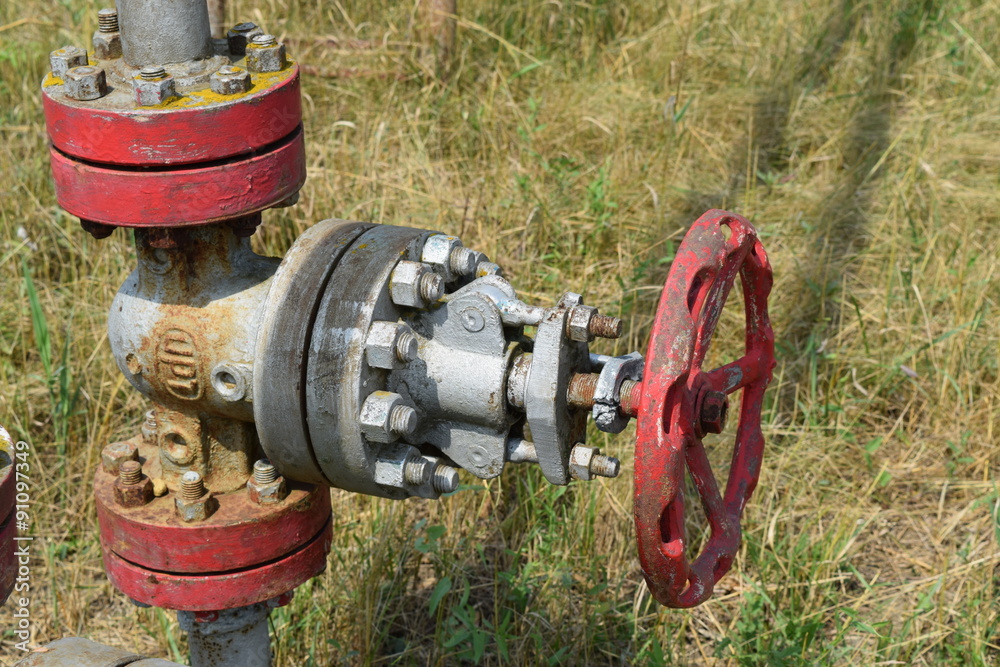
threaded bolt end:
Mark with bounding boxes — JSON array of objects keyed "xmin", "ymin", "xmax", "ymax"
[
  {"xmin": 395, "ymin": 331, "xmax": 418, "ymax": 362},
  {"xmin": 144, "ymin": 409, "xmax": 157, "ymax": 430},
  {"xmin": 419, "ymin": 272, "xmax": 444, "ymax": 302},
  {"xmin": 589, "ymin": 314, "xmax": 623, "ymax": 339},
  {"xmin": 97, "ymin": 8, "xmax": 119, "ymax": 32},
  {"xmin": 140, "ymin": 66, "xmax": 166, "ymax": 80},
  {"xmin": 252, "ymin": 34, "xmax": 278, "ymax": 47},
  {"xmin": 567, "ymin": 373, "xmax": 600, "ymax": 408},
  {"xmin": 590, "ymin": 454, "xmax": 621, "ymax": 478},
  {"xmin": 119, "ymin": 460, "xmax": 142, "ymax": 485},
  {"xmin": 180, "ymin": 471, "xmax": 205, "ymax": 501},
  {"xmin": 253, "ymin": 459, "xmax": 278, "ymax": 485},
  {"xmin": 619, "ymin": 380, "xmax": 640, "ymax": 417},
  {"xmin": 389, "ymin": 405, "xmax": 418, "ymax": 436},
  {"xmin": 403, "ymin": 459, "xmax": 427, "ymax": 485},
  {"xmin": 449, "ymin": 246, "xmax": 476, "ymax": 275},
  {"xmin": 432, "ymin": 465, "xmax": 459, "ymax": 493}
]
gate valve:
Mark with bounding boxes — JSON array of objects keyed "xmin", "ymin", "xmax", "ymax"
[{"xmin": 633, "ymin": 209, "xmax": 775, "ymax": 607}]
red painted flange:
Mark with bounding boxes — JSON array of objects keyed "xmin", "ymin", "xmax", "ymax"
[
  {"xmin": 49, "ymin": 126, "xmax": 305, "ymax": 227},
  {"xmin": 103, "ymin": 516, "xmax": 332, "ymax": 611},
  {"xmin": 634, "ymin": 209, "xmax": 775, "ymax": 608},
  {"xmin": 42, "ymin": 66, "xmax": 302, "ymax": 166},
  {"xmin": 95, "ymin": 473, "xmax": 331, "ymax": 573}
]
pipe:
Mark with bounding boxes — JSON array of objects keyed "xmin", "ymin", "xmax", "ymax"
[
  {"xmin": 116, "ymin": 0, "xmax": 214, "ymax": 67},
  {"xmin": 177, "ymin": 603, "xmax": 272, "ymax": 667}
]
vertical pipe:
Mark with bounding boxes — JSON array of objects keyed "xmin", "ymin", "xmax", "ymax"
[
  {"xmin": 177, "ymin": 603, "xmax": 272, "ymax": 667},
  {"xmin": 116, "ymin": 0, "xmax": 214, "ymax": 67}
]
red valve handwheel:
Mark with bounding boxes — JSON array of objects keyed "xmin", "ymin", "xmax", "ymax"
[{"xmin": 634, "ymin": 209, "xmax": 775, "ymax": 608}]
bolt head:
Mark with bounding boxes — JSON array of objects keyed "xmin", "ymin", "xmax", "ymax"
[
  {"xmin": 247, "ymin": 475, "xmax": 288, "ymax": 505},
  {"xmin": 102, "ymin": 441, "xmax": 138, "ymax": 475},
  {"xmin": 390, "ymin": 261, "xmax": 437, "ymax": 309},
  {"xmin": 50, "ymin": 46, "xmax": 88, "ymax": 77},
  {"xmin": 113, "ymin": 475, "xmax": 154, "ymax": 508},
  {"xmin": 64, "ymin": 66, "xmax": 108, "ymax": 101},
  {"xmin": 699, "ymin": 390, "xmax": 729, "ymax": 435},
  {"xmin": 92, "ymin": 30, "xmax": 122, "ymax": 59},
  {"xmin": 133, "ymin": 71, "xmax": 176, "ymax": 107},
  {"xmin": 227, "ymin": 22, "xmax": 263, "ymax": 56},
  {"xmin": 359, "ymin": 391, "xmax": 415, "ymax": 444},
  {"xmin": 566, "ymin": 305, "xmax": 598, "ymax": 342},
  {"xmin": 246, "ymin": 38, "xmax": 286, "ymax": 73},
  {"xmin": 365, "ymin": 321, "xmax": 418, "ymax": 370},
  {"xmin": 175, "ymin": 492, "xmax": 218, "ymax": 522},
  {"xmin": 210, "ymin": 65, "xmax": 252, "ymax": 95}
]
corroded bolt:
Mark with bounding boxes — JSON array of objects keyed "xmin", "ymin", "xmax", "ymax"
[
  {"xmin": 251, "ymin": 34, "xmax": 277, "ymax": 47},
  {"xmin": 64, "ymin": 66, "xmax": 108, "ymax": 101},
  {"xmin": 419, "ymin": 272, "xmax": 444, "ymax": 303},
  {"xmin": 141, "ymin": 409, "xmax": 157, "ymax": 446},
  {"xmin": 566, "ymin": 373, "xmax": 600, "ymax": 408},
  {"xmin": 180, "ymin": 470, "xmax": 206, "ymax": 502},
  {"xmin": 699, "ymin": 390, "xmax": 729, "ymax": 435},
  {"xmin": 246, "ymin": 34, "xmax": 286, "ymax": 73},
  {"xmin": 619, "ymin": 380, "xmax": 640, "ymax": 417},
  {"xmin": 432, "ymin": 464, "xmax": 459, "ymax": 494},
  {"xmin": 396, "ymin": 331, "xmax": 418, "ymax": 362},
  {"xmin": 227, "ymin": 21, "xmax": 263, "ymax": 56},
  {"xmin": 49, "ymin": 46, "xmax": 88, "ymax": 77},
  {"xmin": 253, "ymin": 459, "xmax": 278, "ymax": 485},
  {"xmin": 118, "ymin": 460, "xmax": 142, "ymax": 485},
  {"xmin": 589, "ymin": 314, "xmax": 623, "ymax": 339},
  {"xmin": 390, "ymin": 405, "xmax": 418, "ymax": 437},
  {"xmin": 97, "ymin": 8, "xmax": 119, "ymax": 32},
  {"xmin": 140, "ymin": 66, "xmax": 167, "ymax": 81},
  {"xmin": 210, "ymin": 65, "xmax": 252, "ymax": 95},
  {"xmin": 102, "ymin": 441, "xmax": 138, "ymax": 475},
  {"xmin": 590, "ymin": 454, "xmax": 620, "ymax": 478}
]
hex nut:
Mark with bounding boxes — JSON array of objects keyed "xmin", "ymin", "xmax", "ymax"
[
  {"xmin": 49, "ymin": 46, "xmax": 88, "ymax": 77},
  {"xmin": 698, "ymin": 390, "xmax": 729, "ymax": 436},
  {"xmin": 227, "ymin": 22, "xmax": 264, "ymax": 56},
  {"xmin": 133, "ymin": 70, "xmax": 176, "ymax": 107},
  {"xmin": 175, "ymin": 492, "xmax": 218, "ymax": 522},
  {"xmin": 569, "ymin": 444, "xmax": 597, "ymax": 481},
  {"xmin": 113, "ymin": 473, "xmax": 154, "ymax": 508},
  {"xmin": 92, "ymin": 30, "xmax": 122, "ymax": 60},
  {"xmin": 64, "ymin": 66, "xmax": 108, "ymax": 101},
  {"xmin": 365, "ymin": 321, "xmax": 418, "ymax": 370},
  {"xmin": 390, "ymin": 261, "xmax": 443, "ymax": 309},
  {"xmin": 210, "ymin": 65, "xmax": 252, "ymax": 95},
  {"xmin": 421, "ymin": 235, "xmax": 475, "ymax": 282},
  {"xmin": 566, "ymin": 305, "xmax": 598, "ymax": 342},
  {"xmin": 245, "ymin": 35, "xmax": 286, "ymax": 73},
  {"xmin": 102, "ymin": 441, "xmax": 139, "ymax": 475},
  {"xmin": 359, "ymin": 391, "xmax": 418, "ymax": 444},
  {"xmin": 247, "ymin": 475, "xmax": 288, "ymax": 504}
]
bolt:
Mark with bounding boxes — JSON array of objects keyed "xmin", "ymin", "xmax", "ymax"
[
  {"xmin": 390, "ymin": 405, "xmax": 418, "ymax": 437},
  {"xmin": 246, "ymin": 34, "xmax": 286, "ymax": 73},
  {"xmin": 141, "ymin": 409, "xmax": 157, "ymax": 445},
  {"xmin": 253, "ymin": 459, "xmax": 278, "ymax": 485},
  {"xmin": 567, "ymin": 373, "xmax": 600, "ymax": 408},
  {"xmin": 419, "ymin": 272, "xmax": 444, "ymax": 303},
  {"xmin": 97, "ymin": 8, "xmax": 119, "ymax": 32},
  {"xmin": 180, "ymin": 470, "xmax": 206, "ymax": 502},
  {"xmin": 49, "ymin": 46, "xmax": 88, "ymax": 77},
  {"xmin": 619, "ymin": 380, "xmax": 640, "ymax": 417},
  {"xmin": 590, "ymin": 454, "xmax": 621, "ymax": 478},
  {"xmin": 227, "ymin": 22, "xmax": 263, "ymax": 56},
  {"xmin": 449, "ymin": 246, "xmax": 476, "ymax": 275},
  {"xmin": 699, "ymin": 390, "xmax": 729, "ymax": 435},
  {"xmin": 210, "ymin": 65, "xmax": 252, "ymax": 95},
  {"xmin": 118, "ymin": 460, "xmax": 142, "ymax": 485},
  {"xmin": 589, "ymin": 314, "xmax": 623, "ymax": 339},
  {"xmin": 432, "ymin": 464, "xmax": 459, "ymax": 494},
  {"xmin": 252, "ymin": 34, "xmax": 278, "ymax": 48},
  {"xmin": 395, "ymin": 331, "xmax": 418, "ymax": 362},
  {"xmin": 476, "ymin": 261, "xmax": 503, "ymax": 277},
  {"xmin": 403, "ymin": 458, "xmax": 428, "ymax": 485},
  {"xmin": 64, "ymin": 65, "xmax": 108, "ymax": 101},
  {"xmin": 101, "ymin": 441, "xmax": 138, "ymax": 475},
  {"xmin": 140, "ymin": 66, "xmax": 166, "ymax": 81}
]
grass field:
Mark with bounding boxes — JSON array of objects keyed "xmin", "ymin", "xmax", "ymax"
[{"xmin": 1, "ymin": 0, "xmax": 999, "ymax": 664}]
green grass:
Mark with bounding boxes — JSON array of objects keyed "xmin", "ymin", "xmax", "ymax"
[{"xmin": 1, "ymin": 0, "xmax": 999, "ymax": 664}]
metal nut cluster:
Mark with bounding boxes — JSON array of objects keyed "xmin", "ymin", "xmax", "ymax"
[
  {"xmin": 365, "ymin": 321, "xmax": 419, "ymax": 370},
  {"xmin": 133, "ymin": 66, "xmax": 176, "ymax": 107},
  {"xmin": 360, "ymin": 392, "xmax": 418, "ymax": 444},
  {"xmin": 389, "ymin": 261, "xmax": 444, "ymax": 309},
  {"xmin": 49, "ymin": 46, "xmax": 88, "ymax": 77},
  {"xmin": 64, "ymin": 66, "xmax": 108, "ymax": 101},
  {"xmin": 227, "ymin": 21, "xmax": 264, "ymax": 56},
  {"xmin": 245, "ymin": 34, "xmax": 286, "ymax": 73},
  {"xmin": 210, "ymin": 65, "xmax": 252, "ymax": 95}
]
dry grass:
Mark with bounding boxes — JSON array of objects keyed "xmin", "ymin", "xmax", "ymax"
[{"xmin": 1, "ymin": 0, "xmax": 999, "ymax": 664}]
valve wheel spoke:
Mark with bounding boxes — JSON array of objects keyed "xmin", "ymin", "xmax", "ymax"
[{"xmin": 634, "ymin": 209, "xmax": 775, "ymax": 608}]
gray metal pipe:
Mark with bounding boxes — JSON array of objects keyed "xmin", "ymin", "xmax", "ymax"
[
  {"xmin": 116, "ymin": 0, "xmax": 214, "ymax": 67},
  {"xmin": 178, "ymin": 603, "xmax": 272, "ymax": 667}
]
